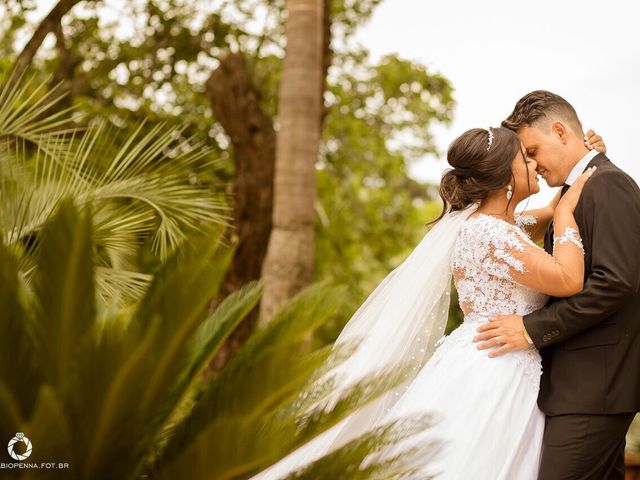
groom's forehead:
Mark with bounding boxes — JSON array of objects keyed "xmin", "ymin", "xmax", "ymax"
[{"xmin": 516, "ymin": 126, "xmax": 543, "ymax": 146}]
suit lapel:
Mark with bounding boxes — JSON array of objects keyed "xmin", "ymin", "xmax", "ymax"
[
  {"xmin": 586, "ymin": 152, "xmax": 609, "ymax": 170},
  {"xmin": 544, "ymin": 153, "xmax": 610, "ymax": 255}
]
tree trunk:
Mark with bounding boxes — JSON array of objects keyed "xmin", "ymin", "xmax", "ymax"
[
  {"xmin": 259, "ymin": 0, "xmax": 326, "ymax": 325},
  {"xmin": 205, "ymin": 53, "xmax": 276, "ymax": 370},
  {"xmin": 206, "ymin": 54, "xmax": 275, "ymax": 296},
  {"xmin": 11, "ymin": 0, "xmax": 84, "ymax": 82}
]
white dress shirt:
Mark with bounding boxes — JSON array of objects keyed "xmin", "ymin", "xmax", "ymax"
[{"xmin": 565, "ymin": 149, "xmax": 599, "ymax": 186}]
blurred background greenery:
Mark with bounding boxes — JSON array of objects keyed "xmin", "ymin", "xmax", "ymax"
[{"xmin": 0, "ymin": 0, "xmax": 465, "ymax": 345}]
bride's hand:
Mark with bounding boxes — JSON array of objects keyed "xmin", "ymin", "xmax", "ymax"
[
  {"xmin": 584, "ymin": 129, "xmax": 606, "ymax": 153},
  {"xmin": 556, "ymin": 166, "xmax": 597, "ymax": 214}
]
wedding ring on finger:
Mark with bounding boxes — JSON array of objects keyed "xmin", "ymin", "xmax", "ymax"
[{"xmin": 495, "ymin": 336, "xmax": 501, "ymax": 345}]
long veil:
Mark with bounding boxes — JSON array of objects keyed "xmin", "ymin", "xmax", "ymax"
[{"xmin": 252, "ymin": 204, "xmax": 478, "ymax": 479}]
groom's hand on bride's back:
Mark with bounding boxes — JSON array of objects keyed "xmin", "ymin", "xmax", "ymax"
[{"xmin": 473, "ymin": 315, "xmax": 530, "ymax": 358}]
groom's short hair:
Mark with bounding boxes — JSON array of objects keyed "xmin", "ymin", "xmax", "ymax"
[{"xmin": 502, "ymin": 90, "xmax": 583, "ymax": 136}]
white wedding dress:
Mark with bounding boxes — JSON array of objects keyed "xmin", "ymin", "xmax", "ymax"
[
  {"xmin": 254, "ymin": 211, "xmax": 554, "ymax": 480},
  {"xmin": 380, "ymin": 213, "xmax": 548, "ymax": 479}
]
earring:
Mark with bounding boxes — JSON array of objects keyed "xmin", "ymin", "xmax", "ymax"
[{"xmin": 506, "ymin": 185, "xmax": 513, "ymax": 200}]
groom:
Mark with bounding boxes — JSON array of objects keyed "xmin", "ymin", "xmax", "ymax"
[{"xmin": 474, "ymin": 91, "xmax": 640, "ymax": 479}]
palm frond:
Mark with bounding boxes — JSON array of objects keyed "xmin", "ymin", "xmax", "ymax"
[
  {"xmin": 33, "ymin": 199, "xmax": 96, "ymax": 392},
  {"xmin": 0, "ymin": 140, "xmax": 441, "ymax": 479},
  {"xmin": 137, "ymin": 281, "xmax": 264, "ymax": 474},
  {"xmin": 74, "ymin": 313, "xmax": 162, "ymax": 479},
  {"xmin": 149, "ymin": 281, "xmax": 427, "ymax": 480},
  {"xmin": 272, "ymin": 364, "xmax": 413, "ymax": 460},
  {"xmin": 1, "ymin": 76, "xmax": 231, "ymax": 304},
  {"xmin": 134, "ymin": 226, "xmax": 235, "ymax": 412},
  {"xmin": 0, "ymin": 72, "xmax": 77, "ymax": 158},
  {"xmin": 21, "ymin": 385, "xmax": 72, "ymax": 480},
  {"xmin": 0, "ymin": 237, "xmax": 40, "ymax": 414},
  {"xmin": 94, "ymin": 267, "xmax": 153, "ymax": 306},
  {"xmin": 285, "ymin": 415, "xmax": 440, "ymax": 480},
  {"xmin": 151, "ymin": 362, "xmax": 415, "ymax": 480},
  {"xmin": 0, "ymin": 381, "xmax": 23, "ymax": 442},
  {"xmin": 235, "ymin": 281, "xmax": 348, "ymax": 363},
  {"xmin": 70, "ymin": 226, "xmax": 235, "ymax": 479},
  {"xmin": 155, "ymin": 283, "xmax": 346, "ymax": 463}
]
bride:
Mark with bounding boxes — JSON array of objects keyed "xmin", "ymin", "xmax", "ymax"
[{"xmin": 253, "ymin": 127, "xmax": 604, "ymax": 479}]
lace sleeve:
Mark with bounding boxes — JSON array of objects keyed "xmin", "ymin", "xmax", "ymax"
[
  {"xmin": 480, "ymin": 218, "xmax": 585, "ymax": 297},
  {"xmin": 553, "ymin": 227, "xmax": 584, "ymax": 253},
  {"xmin": 515, "ymin": 214, "xmax": 537, "ymax": 238},
  {"xmin": 479, "ymin": 220, "xmax": 529, "ymax": 281}
]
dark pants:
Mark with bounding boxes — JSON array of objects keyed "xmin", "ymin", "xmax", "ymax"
[{"xmin": 538, "ymin": 413, "xmax": 635, "ymax": 480}]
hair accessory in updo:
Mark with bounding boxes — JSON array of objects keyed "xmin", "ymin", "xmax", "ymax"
[
  {"xmin": 486, "ymin": 127, "xmax": 494, "ymax": 151},
  {"xmin": 427, "ymin": 126, "xmax": 521, "ymax": 226}
]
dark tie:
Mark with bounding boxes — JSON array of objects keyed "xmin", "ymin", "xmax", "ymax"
[{"xmin": 547, "ymin": 184, "xmax": 571, "ymax": 250}]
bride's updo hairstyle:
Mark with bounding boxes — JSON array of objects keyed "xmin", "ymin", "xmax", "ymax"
[{"xmin": 427, "ymin": 127, "xmax": 521, "ymax": 225}]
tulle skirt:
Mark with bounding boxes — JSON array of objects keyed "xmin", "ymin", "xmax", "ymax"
[{"xmin": 383, "ymin": 318, "xmax": 545, "ymax": 479}]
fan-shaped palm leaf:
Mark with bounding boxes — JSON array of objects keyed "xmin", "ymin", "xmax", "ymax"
[{"xmin": 0, "ymin": 73, "xmax": 231, "ymax": 305}]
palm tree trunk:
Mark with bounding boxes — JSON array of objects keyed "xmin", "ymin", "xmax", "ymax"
[{"xmin": 259, "ymin": 0, "xmax": 326, "ymax": 325}]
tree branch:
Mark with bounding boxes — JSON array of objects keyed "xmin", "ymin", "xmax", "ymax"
[
  {"xmin": 12, "ymin": 0, "xmax": 85, "ymax": 80},
  {"xmin": 48, "ymin": 21, "xmax": 84, "ymax": 106}
]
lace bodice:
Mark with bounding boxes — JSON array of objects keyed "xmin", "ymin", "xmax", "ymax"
[{"xmin": 451, "ymin": 214, "xmax": 548, "ymax": 320}]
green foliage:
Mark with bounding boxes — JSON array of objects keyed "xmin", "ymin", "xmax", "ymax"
[
  {"xmin": 0, "ymin": 73, "xmax": 230, "ymax": 304},
  {"xmin": 0, "ymin": 0, "xmax": 458, "ymax": 329},
  {"xmin": 0, "ymin": 200, "xmax": 435, "ymax": 479},
  {"xmin": 315, "ymin": 51, "xmax": 454, "ymax": 343},
  {"xmin": 445, "ymin": 282, "xmax": 465, "ymax": 334},
  {"xmin": 287, "ymin": 415, "xmax": 439, "ymax": 480},
  {"xmin": 0, "ymin": 1, "xmax": 36, "ymax": 59}
]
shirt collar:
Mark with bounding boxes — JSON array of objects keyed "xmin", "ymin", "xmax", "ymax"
[{"xmin": 565, "ymin": 149, "xmax": 599, "ymax": 186}]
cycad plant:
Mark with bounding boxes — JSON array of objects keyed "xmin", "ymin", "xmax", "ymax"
[
  {"xmin": 0, "ymin": 200, "xmax": 436, "ymax": 479},
  {"xmin": 0, "ymin": 72, "xmax": 438, "ymax": 479},
  {"xmin": 0, "ymin": 73, "xmax": 230, "ymax": 305}
]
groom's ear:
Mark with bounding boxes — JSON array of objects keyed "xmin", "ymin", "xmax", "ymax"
[{"xmin": 551, "ymin": 121, "xmax": 569, "ymax": 144}]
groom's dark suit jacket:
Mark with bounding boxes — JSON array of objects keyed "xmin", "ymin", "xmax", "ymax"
[{"xmin": 524, "ymin": 153, "xmax": 640, "ymax": 416}]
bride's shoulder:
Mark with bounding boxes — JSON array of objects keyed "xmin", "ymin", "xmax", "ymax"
[
  {"xmin": 464, "ymin": 213, "xmax": 512, "ymax": 230},
  {"xmin": 462, "ymin": 214, "xmax": 529, "ymax": 244}
]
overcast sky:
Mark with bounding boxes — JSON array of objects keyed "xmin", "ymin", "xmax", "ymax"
[{"xmin": 356, "ymin": 0, "xmax": 640, "ymax": 207}]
